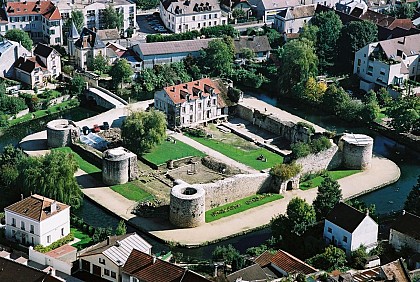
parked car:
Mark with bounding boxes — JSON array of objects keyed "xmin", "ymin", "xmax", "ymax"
[
  {"xmin": 92, "ymin": 124, "xmax": 100, "ymax": 133},
  {"xmin": 103, "ymin": 121, "xmax": 110, "ymax": 130},
  {"xmin": 82, "ymin": 126, "xmax": 90, "ymax": 135}
]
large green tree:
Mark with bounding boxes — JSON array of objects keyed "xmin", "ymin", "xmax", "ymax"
[
  {"xmin": 121, "ymin": 110, "xmax": 166, "ymax": 155},
  {"xmin": 313, "ymin": 176, "xmax": 342, "ymax": 221},
  {"xmin": 310, "ymin": 11, "xmax": 343, "ymax": 73},
  {"xmin": 199, "ymin": 38, "xmax": 234, "ymax": 77},
  {"xmin": 103, "ymin": 6, "xmax": 123, "ymax": 30},
  {"xmin": 89, "ymin": 54, "xmax": 109, "ymax": 74},
  {"xmin": 69, "ymin": 75, "xmax": 86, "ymax": 98},
  {"xmin": 307, "ymin": 245, "xmax": 347, "ymax": 271},
  {"xmin": 68, "ymin": 10, "xmax": 84, "ymax": 33},
  {"xmin": 404, "ymin": 176, "xmax": 420, "ymax": 216},
  {"xmin": 278, "ymin": 38, "xmax": 318, "ymax": 96},
  {"xmin": 388, "ymin": 3, "xmax": 416, "ymax": 19},
  {"xmin": 109, "ymin": 59, "xmax": 134, "ymax": 89},
  {"xmin": 4, "ymin": 29, "xmax": 33, "ymax": 50},
  {"xmin": 385, "ymin": 96, "xmax": 420, "ymax": 133}
]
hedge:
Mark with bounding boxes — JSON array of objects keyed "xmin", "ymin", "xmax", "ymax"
[{"xmin": 34, "ymin": 233, "xmax": 75, "ymax": 253}]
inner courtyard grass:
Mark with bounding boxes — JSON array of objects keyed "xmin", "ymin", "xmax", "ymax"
[
  {"xmin": 299, "ymin": 170, "xmax": 362, "ymax": 190},
  {"xmin": 188, "ymin": 135, "xmax": 283, "ymax": 170},
  {"xmin": 110, "ymin": 182, "xmax": 153, "ymax": 202},
  {"xmin": 143, "ymin": 139, "xmax": 206, "ymax": 166},
  {"xmin": 52, "ymin": 147, "xmax": 101, "ymax": 174},
  {"xmin": 205, "ymin": 194, "xmax": 283, "ymax": 222},
  {"xmin": 71, "ymin": 227, "xmax": 93, "ymax": 250}
]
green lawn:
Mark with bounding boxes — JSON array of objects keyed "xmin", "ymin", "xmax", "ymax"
[
  {"xmin": 188, "ymin": 136, "xmax": 283, "ymax": 170},
  {"xmin": 205, "ymin": 194, "xmax": 283, "ymax": 222},
  {"xmin": 143, "ymin": 139, "xmax": 206, "ymax": 166},
  {"xmin": 300, "ymin": 170, "xmax": 362, "ymax": 190},
  {"xmin": 52, "ymin": 147, "xmax": 101, "ymax": 174},
  {"xmin": 71, "ymin": 227, "xmax": 93, "ymax": 250},
  {"xmin": 110, "ymin": 182, "xmax": 153, "ymax": 202}
]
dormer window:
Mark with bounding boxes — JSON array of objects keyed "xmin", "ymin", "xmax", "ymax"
[{"xmin": 396, "ymin": 49, "xmax": 403, "ymax": 57}]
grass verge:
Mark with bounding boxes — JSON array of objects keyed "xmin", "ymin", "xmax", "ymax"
[
  {"xmin": 143, "ymin": 139, "xmax": 206, "ymax": 166},
  {"xmin": 71, "ymin": 227, "xmax": 93, "ymax": 250},
  {"xmin": 52, "ymin": 147, "xmax": 101, "ymax": 174},
  {"xmin": 110, "ymin": 182, "xmax": 153, "ymax": 202},
  {"xmin": 299, "ymin": 170, "xmax": 362, "ymax": 190},
  {"xmin": 205, "ymin": 194, "xmax": 283, "ymax": 222},
  {"xmin": 188, "ymin": 136, "xmax": 283, "ymax": 170}
]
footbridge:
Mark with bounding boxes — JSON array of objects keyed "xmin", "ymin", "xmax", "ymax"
[{"xmin": 86, "ymin": 87, "xmax": 127, "ymax": 109}]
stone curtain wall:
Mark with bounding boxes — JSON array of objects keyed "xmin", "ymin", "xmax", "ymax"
[
  {"xmin": 295, "ymin": 143, "xmax": 342, "ymax": 175},
  {"xmin": 195, "ymin": 173, "xmax": 272, "ymax": 210}
]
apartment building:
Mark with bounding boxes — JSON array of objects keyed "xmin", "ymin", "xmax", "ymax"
[
  {"xmin": 0, "ymin": 0, "xmax": 63, "ymax": 45},
  {"xmin": 0, "ymin": 39, "xmax": 31, "ymax": 78},
  {"xmin": 159, "ymin": 0, "xmax": 227, "ymax": 33},
  {"xmin": 273, "ymin": 5, "xmax": 316, "ymax": 34}
]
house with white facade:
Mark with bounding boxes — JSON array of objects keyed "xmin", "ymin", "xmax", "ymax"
[
  {"xmin": 354, "ymin": 34, "xmax": 420, "ymax": 92},
  {"xmin": 0, "ymin": 0, "xmax": 63, "ymax": 45},
  {"xmin": 273, "ymin": 5, "xmax": 316, "ymax": 33},
  {"xmin": 389, "ymin": 210, "xmax": 420, "ymax": 254},
  {"xmin": 0, "ymin": 39, "xmax": 31, "ymax": 78},
  {"xmin": 57, "ymin": 0, "xmax": 136, "ymax": 37},
  {"xmin": 233, "ymin": 35, "xmax": 272, "ymax": 62},
  {"xmin": 154, "ymin": 78, "xmax": 229, "ymax": 128},
  {"xmin": 14, "ymin": 43, "xmax": 62, "ymax": 89},
  {"xmin": 324, "ymin": 202, "xmax": 378, "ymax": 255},
  {"xmin": 4, "ymin": 194, "xmax": 70, "ymax": 247},
  {"xmin": 159, "ymin": 0, "xmax": 227, "ymax": 33},
  {"xmin": 78, "ymin": 233, "xmax": 152, "ymax": 282}
]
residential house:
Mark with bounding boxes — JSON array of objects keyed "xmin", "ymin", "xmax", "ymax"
[
  {"xmin": 0, "ymin": 0, "xmax": 63, "ymax": 45},
  {"xmin": 389, "ymin": 210, "xmax": 420, "ymax": 253},
  {"xmin": 0, "ymin": 39, "xmax": 31, "ymax": 78},
  {"xmin": 14, "ymin": 43, "xmax": 62, "ymax": 89},
  {"xmin": 220, "ymin": 0, "xmax": 254, "ymax": 20},
  {"xmin": 121, "ymin": 249, "xmax": 211, "ymax": 282},
  {"xmin": 248, "ymin": 0, "xmax": 300, "ymax": 23},
  {"xmin": 353, "ymin": 34, "xmax": 420, "ymax": 92},
  {"xmin": 107, "ymin": 42, "xmax": 142, "ymax": 72},
  {"xmin": 233, "ymin": 35, "xmax": 271, "ymax": 61},
  {"xmin": 4, "ymin": 194, "xmax": 70, "ymax": 247},
  {"xmin": 132, "ymin": 38, "xmax": 213, "ymax": 69},
  {"xmin": 78, "ymin": 232, "xmax": 152, "ymax": 282},
  {"xmin": 324, "ymin": 202, "xmax": 378, "ymax": 254},
  {"xmin": 273, "ymin": 5, "xmax": 316, "ymax": 34},
  {"xmin": 159, "ymin": 0, "xmax": 227, "ymax": 33},
  {"xmin": 227, "ymin": 264, "xmax": 269, "ymax": 282},
  {"xmin": 254, "ymin": 250, "xmax": 318, "ymax": 280},
  {"xmin": 57, "ymin": 0, "xmax": 136, "ymax": 37},
  {"xmin": 154, "ymin": 78, "xmax": 229, "ymax": 128}
]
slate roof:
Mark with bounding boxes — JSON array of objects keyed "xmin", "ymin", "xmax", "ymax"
[
  {"xmin": 5, "ymin": 194, "xmax": 69, "ymax": 222},
  {"xmin": 79, "ymin": 233, "xmax": 152, "ymax": 267},
  {"xmin": 378, "ymin": 34, "xmax": 420, "ymax": 60},
  {"xmin": 233, "ymin": 36, "xmax": 271, "ymax": 53},
  {"xmin": 34, "ymin": 43, "xmax": 55, "ymax": 58},
  {"xmin": 136, "ymin": 38, "xmax": 213, "ymax": 57},
  {"xmin": 0, "ymin": 257, "xmax": 62, "ymax": 282},
  {"xmin": 227, "ymin": 264, "xmax": 268, "ymax": 282},
  {"xmin": 75, "ymin": 27, "xmax": 106, "ymax": 49},
  {"xmin": 255, "ymin": 250, "xmax": 318, "ymax": 275},
  {"xmin": 283, "ymin": 4, "xmax": 316, "ymax": 19},
  {"xmin": 326, "ymin": 202, "xmax": 369, "ymax": 233},
  {"xmin": 6, "ymin": 1, "xmax": 61, "ymax": 20},
  {"xmin": 68, "ymin": 21, "xmax": 79, "ymax": 39},
  {"xmin": 161, "ymin": 0, "xmax": 221, "ymax": 14},
  {"xmin": 122, "ymin": 249, "xmax": 211, "ymax": 282},
  {"xmin": 96, "ymin": 28, "xmax": 121, "ymax": 41},
  {"xmin": 259, "ymin": 0, "xmax": 300, "ymax": 10},
  {"xmin": 391, "ymin": 211, "xmax": 420, "ymax": 240}
]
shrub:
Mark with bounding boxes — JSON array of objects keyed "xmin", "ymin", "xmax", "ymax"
[
  {"xmin": 184, "ymin": 127, "xmax": 207, "ymax": 138},
  {"xmin": 297, "ymin": 121, "xmax": 315, "ymax": 135},
  {"xmin": 310, "ymin": 136, "xmax": 331, "ymax": 154},
  {"xmin": 291, "ymin": 142, "xmax": 311, "ymax": 159},
  {"xmin": 34, "ymin": 233, "xmax": 75, "ymax": 253},
  {"xmin": 270, "ymin": 163, "xmax": 302, "ymax": 181},
  {"xmin": 228, "ymin": 87, "xmax": 242, "ymax": 103}
]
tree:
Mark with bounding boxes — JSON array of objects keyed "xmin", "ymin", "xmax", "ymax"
[
  {"xmin": 69, "ymin": 75, "xmax": 86, "ymax": 98},
  {"xmin": 346, "ymin": 199, "xmax": 376, "ymax": 216},
  {"xmin": 115, "ymin": 220, "xmax": 127, "ymax": 235},
  {"xmin": 121, "ymin": 110, "xmax": 166, "ymax": 155},
  {"xmin": 134, "ymin": 0, "xmax": 159, "ymax": 10},
  {"xmin": 232, "ymin": 8, "xmax": 246, "ymax": 19},
  {"xmin": 109, "ymin": 59, "xmax": 134, "ymax": 89},
  {"xmin": 103, "ymin": 5, "xmax": 123, "ymax": 30},
  {"xmin": 404, "ymin": 176, "xmax": 420, "ymax": 216},
  {"xmin": 377, "ymin": 87, "xmax": 392, "ymax": 107},
  {"xmin": 351, "ymin": 246, "xmax": 368, "ymax": 269},
  {"xmin": 92, "ymin": 227, "xmax": 113, "ymax": 243},
  {"xmin": 310, "ymin": 11, "xmax": 343, "ymax": 73},
  {"xmin": 363, "ymin": 90, "xmax": 378, "ymax": 105},
  {"xmin": 313, "ymin": 175, "xmax": 342, "ymax": 221},
  {"xmin": 240, "ymin": 47, "xmax": 255, "ymax": 60},
  {"xmin": 70, "ymin": 10, "xmax": 84, "ymax": 33},
  {"xmin": 307, "ymin": 245, "xmax": 347, "ymax": 271},
  {"xmin": 385, "ymin": 96, "xmax": 420, "ymax": 133},
  {"xmin": 388, "ymin": 3, "xmax": 415, "ymax": 19},
  {"xmin": 300, "ymin": 77, "xmax": 327, "ymax": 105},
  {"xmin": 278, "ymin": 39, "xmax": 318, "ymax": 96},
  {"xmin": 286, "ymin": 197, "xmax": 316, "ymax": 236},
  {"xmin": 300, "ymin": 24, "xmax": 319, "ymax": 46},
  {"xmin": 199, "ymin": 38, "xmax": 234, "ymax": 77},
  {"xmin": 4, "ymin": 29, "xmax": 33, "ymax": 50},
  {"xmin": 270, "ymin": 163, "xmax": 302, "ymax": 181},
  {"xmin": 212, "ymin": 244, "xmax": 241, "ymax": 265},
  {"xmin": 322, "ymin": 84, "xmax": 351, "ymax": 116},
  {"xmin": 338, "ymin": 21, "xmax": 378, "ymax": 73},
  {"xmin": 89, "ymin": 54, "xmax": 109, "ymax": 74}
]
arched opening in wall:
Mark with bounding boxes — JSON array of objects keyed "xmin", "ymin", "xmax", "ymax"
[{"xmin": 286, "ymin": 181, "xmax": 293, "ymax": 191}]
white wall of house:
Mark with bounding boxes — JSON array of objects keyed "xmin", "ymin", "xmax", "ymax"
[
  {"xmin": 351, "ymin": 217, "xmax": 378, "ymax": 252},
  {"xmin": 39, "ymin": 208, "xmax": 70, "ymax": 246},
  {"xmin": 389, "ymin": 229, "xmax": 420, "ymax": 253},
  {"xmin": 5, "ymin": 210, "xmax": 42, "ymax": 246},
  {"xmin": 75, "ymin": 47, "xmax": 107, "ymax": 70},
  {"xmin": 15, "ymin": 68, "xmax": 36, "ymax": 88},
  {"xmin": 29, "ymin": 247, "xmax": 74, "ymax": 275},
  {"xmin": 0, "ymin": 42, "xmax": 30, "ymax": 78},
  {"xmin": 274, "ymin": 14, "xmax": 312, "ymax": 33},
  {"xmin": 324, "ymin": 219, "xmax": 353, "ymax": 254},
  {"xmin": 80, "ymin": 253, "xmax": 120, "ymax": 282}
]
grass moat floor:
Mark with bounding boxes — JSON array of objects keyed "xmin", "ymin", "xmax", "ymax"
[{"xmin": 299, "ymin": 170, "xmax": 362, "ymax": 190}]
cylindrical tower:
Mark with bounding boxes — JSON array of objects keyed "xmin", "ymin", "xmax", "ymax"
[
  {"xmin": 169, "ymin": 182, "xmax": 205, "ymax": 228},
  {"xmin": 340, "ymin": 134, "xmax": 373, "ymax": 170},
  {"xmin": 46, "ymin": 119, "xmax": 79, "ymax": 148},
  {"xmin": 102, "ymin": 147, "xmax": 136, "ymax": 185}
]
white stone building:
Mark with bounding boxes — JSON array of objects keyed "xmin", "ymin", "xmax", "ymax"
[
  {"xmin": 154, "ymin": 78, "xmax": 229, "ymax": 128},
  {"xmin": 389, "ymin": 211, "xmax": 420, "ymax": 253},
  {"xmin": 4, "ymin": 194, "xmax": 70, "ymax": 247},
  {"xmin": 14, "ymin": 43, "xmax": 62, "ymax": 89},
  {"xmin": 324, "ymin": 202, "xmax": 378, "ymax": 255},
  {"xmin": 159, "ymin": 0, "xmax": 227, "ymax": 33},
  {"xmin": 273, "ymin": 5, "xmax": 316, "ymax": 33},
  {"xmin": 0, "ymin": 39, "xmax": 31, "ymax": 78},
  {"xmin": 0, "ymin": 1, "xmax": 63, "ymax": 45},
  {"xmin": 78, "ymin": 233, "xmax": 152, "ymax": 282},
  {"xmin": 354, "ymin": 34, "xmax": 420, "ymax": 92},
  {"xmin": 57, "ymin": 0, "xmax": 136, "ymax": 37}
]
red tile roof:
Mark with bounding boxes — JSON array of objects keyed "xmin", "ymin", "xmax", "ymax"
[
  {"xmin": 255, "ymin": 250, "xmax": 318, "ymax": 275},
  {"xmin": 163, "ymin": 78, "xmax": 221, "ymax": 105},
  {"xmin": 388, "ymin": 19, "xmax": 416, "ymax": 30},
  {"xmin": 45, "ymin": 244, "xmax": 77, "ymax": 259},
  {"xmin": 6, "ymin": 1, "xmax": 61, "ymax": 20}
]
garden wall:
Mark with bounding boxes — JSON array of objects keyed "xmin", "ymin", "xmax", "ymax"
[
  {"xmin": 294, "ymin": 143, "xmax": 342, "ymax": 175},
  {"xmin": 29, "ymin": 247, "xmax": 75, "ymax": 275},
  {"xmin": 195, "ymin": 173, "xmax": 272, "ymax": 210},
  {"xmin": 71, "ymin": 142, "xmax": 103, "ymax": 168}
]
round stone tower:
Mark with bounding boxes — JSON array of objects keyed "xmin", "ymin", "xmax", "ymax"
[
  {"xmin": 169, "ymin": 181, "xmax": 205, "ymax": 228},
  {"xmin": 46, "ymin": 119, "xmax": 79, "ymax": 148},
  {"xmin": 102, "ymin": 147, "xmax": 138, "ymax": 185},
  {"xmin": 340, "ymin": 134, "xmax": 373, "ymax": 170}
]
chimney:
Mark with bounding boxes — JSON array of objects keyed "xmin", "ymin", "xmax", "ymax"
[
  {"xmin": 365, "ymin": 209, "xmax": 369, "ymax": 216},
  {"xmin": 152, "ymin": 255, "xmax": 157, "ymax": 264},
  {"xmin": 50, "ymin": 201, "xmax": 57, "ymax": 214},
  {"xmin": 183, "ymin": 84, "xmax": 188, "ymax": 89},
  {"xmin": 107, "ymin": 236, "xmax": 111, "ymax": 245},
  {"xmin": 402, "ymin": 210, "xmax": 406, "ymax": 215},
  {"xmin": 21, "ymin": 194, "xmax": 24, "ymax": 200}
]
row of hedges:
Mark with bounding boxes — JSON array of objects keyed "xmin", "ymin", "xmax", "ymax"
[
  {"xmin": 71, "ymin": 214, "xmax": 95, "ymax": 236},
  {"xmin": 146, "ymin": 25, "xmax": 236, "ymax": 43},
  {"xmin": 34, "ymin": 233, "xmax": 75, "ymax": 253},
  {"xmin": 291, "ymin": 136, "xmax": 332, "ymax": 159}
]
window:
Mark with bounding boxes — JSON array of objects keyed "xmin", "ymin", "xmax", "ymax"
[
  {"xmin": 190, "ymin": 115, "xmax": 193, "ymax": 122},
  {"xmin": 209, "ymin": 21, "xmax": 211, "ymax": 26},
  {"xmin": 61, "ymin": 228, "xmax": 64, "ymax": 236},
  {"xmin": 212, "ymin": 99, "xmax": 216, "ymax": 105},
  {"xmin": 192, "ymin": 16, "xmax": 195, "ymax": 20},
  {"xmin": 30, "ymin": 225, "xmax": 34, "ymax": 234},
  {"xmin": 47, "ymin": 235, "xmax": 51, "ymax": 243},
  {"xmin": 198, "ymin": 103, "xmax": 202, "ymax": 110},
  {"xmin": 182, "ymin": 107, "xmax": 185, "ymax": 113},
  {"xmin": 214, "ymin": 13, "xmax": 218, "ymax": 18},
  {"xmin": 203, "ymin": 22, "xmax": 206, "ymax": 27},
  {"xmin": 21, "ymin": 221, "xmax": 25, "ymax": 231},
  {"xmin": 104, "ymin": 269, "xmax": 110, "ymax": 276},
  {"xmin": 327, "ymin": 227, "xmax": 332, "ymax": 233},
  {"xmin": 99, "ymin": 257, "xmax": 106, "ymax": 265},
  {"xmin": 198, "ymin": 23, "xmax": 200, "ymax": 28},
  {"xmin": 31, "ymin": 237, "xmax": 34, "ymax": 245},
  {"xmin": 12, "ymin": 218, "xmax": 16, "ymax": 227},
  {"xmin": 204, "ymin": 15, "xmax": 206, "ymax": 19},
  {"xmin": 214, "ymin": 21, "xmax": 217, "ymax": 25},
  {"xmin": 55, "ymin": 37, "xmax": 60, "ymax": 43},
  {"xmin": 189, "ymin": 105, "xmax": 193, "ymax": 111},
  {"xmin": 209, "ymin": 14, "xmax": 211, "ymax": 19},
  {"xmin": 343, "ymin": 236, "xmax": 348, "ymax": 243},
  {"xmin": 111, "ymin": 271, "xmax": 116, "ymax": 278}
]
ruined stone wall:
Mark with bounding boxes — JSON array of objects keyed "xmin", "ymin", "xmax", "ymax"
[
  {"xmin": 294, "ymin": 143, "xmax": 342, "ymax": 175},
  {"xmin": 195, "ymin": 173, "xmax": 272, "ymax": 210},
  {"xmin": 128, "ymin": 155, "xmax": 138, "ymax": 181}
]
